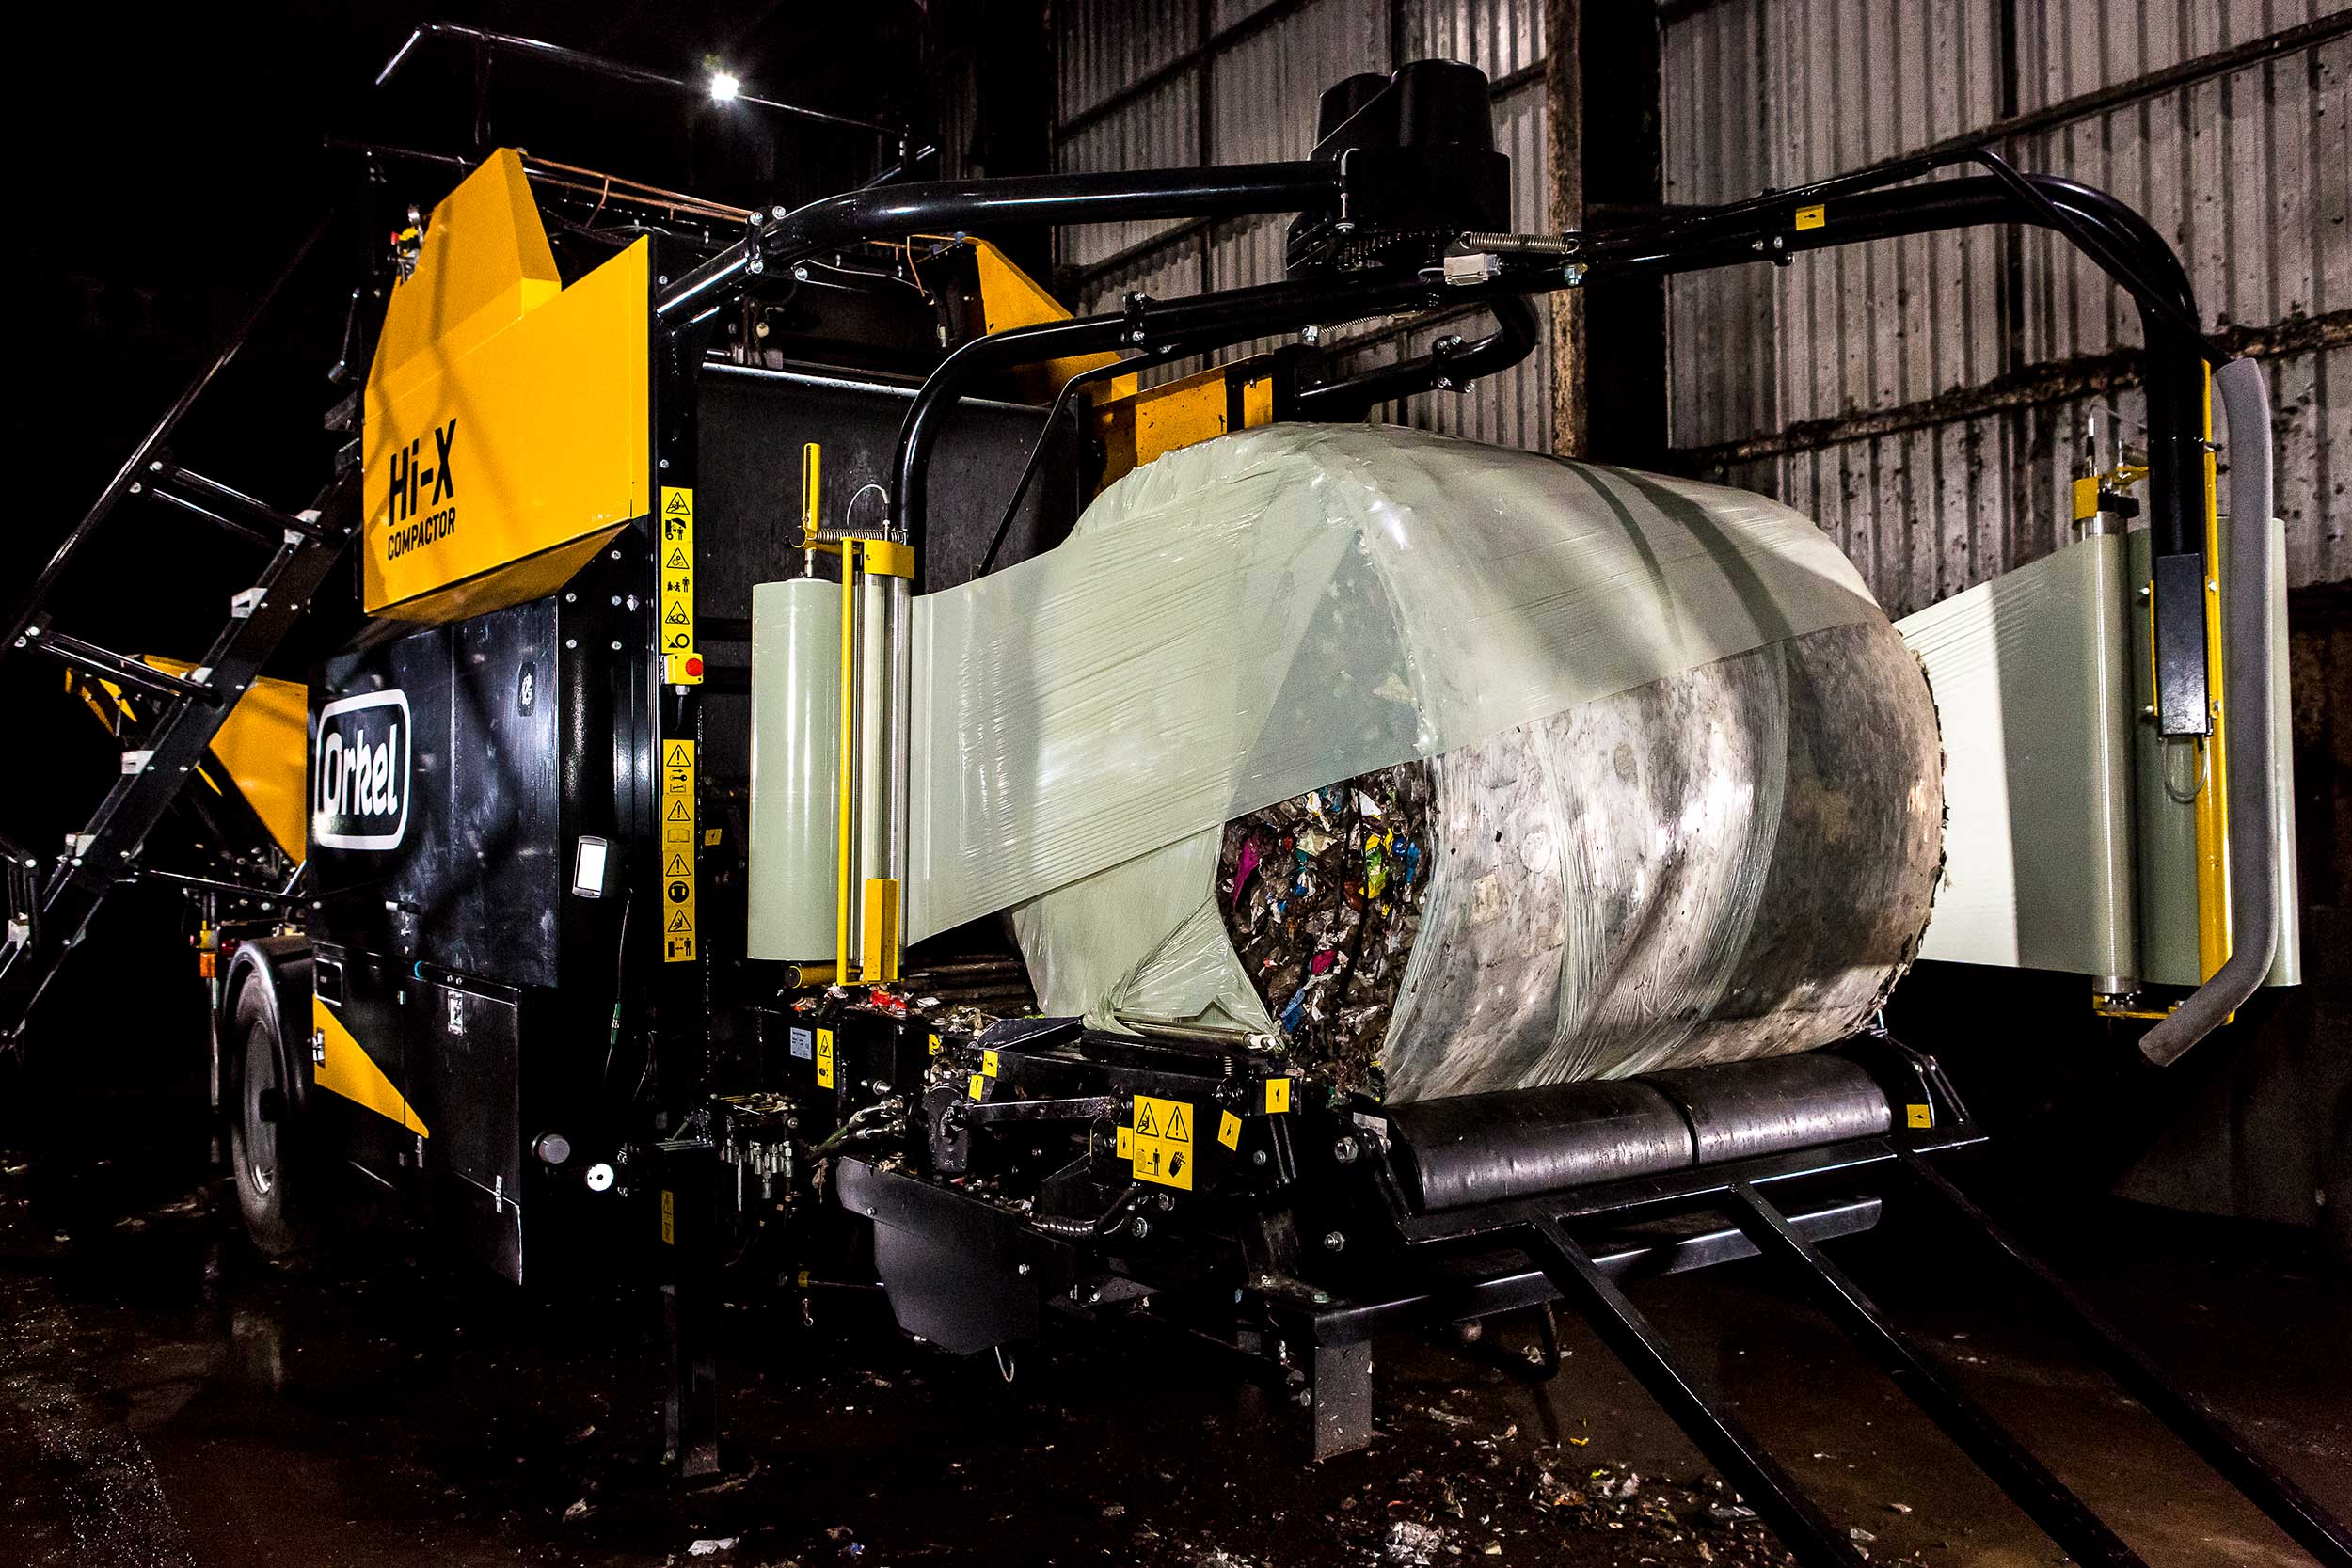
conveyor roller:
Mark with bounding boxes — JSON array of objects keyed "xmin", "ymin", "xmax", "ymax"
[{"xmin": 1387, "ymin": 1052, "xmax": 1892, "ymax": 1213}]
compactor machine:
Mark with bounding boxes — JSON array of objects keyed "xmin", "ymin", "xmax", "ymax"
[{"xmin": 4, "ymin": 31, "xmax": 2341, "ymax": 1568}]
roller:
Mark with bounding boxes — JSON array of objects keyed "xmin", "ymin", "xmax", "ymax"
[{"xmin": 1388, "ymin": 1052, "xmax": 1892, "ymax": 1213}]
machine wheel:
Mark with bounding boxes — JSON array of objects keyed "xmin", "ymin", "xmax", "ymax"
[{"xmin": 228, "ymin": 974, "xmax": 310, "ymax": 1255}]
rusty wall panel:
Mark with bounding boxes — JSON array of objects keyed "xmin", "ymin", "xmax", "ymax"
[
  {"xmin": 1664, "ymin": 0, "xmax": 2351, "ymax": 592},
  {"xmin": 1397, "ymin": 0, "xmax": 1548, "ymax": 83},
  {"xmin": 1058, "ymin": 0, "xmax": 1200, "ymax": 120},
  {"xmin": 1056, "ymin": 0, "xmax": 1561, "ymax": 452},
  {"xmin": 1055, "ymin": 70, "xmax": 1203, "ymax": 271},
  {"xmin": 1211, "ymin": 0, "xmax": 1388, "ymax": 166}
]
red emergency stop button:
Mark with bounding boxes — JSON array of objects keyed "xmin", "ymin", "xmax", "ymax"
[{"xmin": 686, "ymin": 656, "xmax": 704, "ymax": 678}]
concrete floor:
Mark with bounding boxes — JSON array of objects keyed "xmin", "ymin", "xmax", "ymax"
[{"xmin": 2, "ymin": 1146, "xmax": 2346, "ymax": 1568}]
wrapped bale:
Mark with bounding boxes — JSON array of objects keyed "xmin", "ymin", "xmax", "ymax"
[
  {"xmin": 899, "ymin": 425, "xmax": 1942, "ymax": 1098},
  {"xmin": 1221, "ymin": 619, "xmax": 1941, "ymax": 1100}
]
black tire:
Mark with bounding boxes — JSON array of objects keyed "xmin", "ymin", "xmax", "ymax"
[{"xmin": 228, "ymin": 974, "xmax": 310, "ymax": 1255}]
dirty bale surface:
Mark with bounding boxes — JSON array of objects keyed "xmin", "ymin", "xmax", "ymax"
[{"xmin": 2, "ymin": 1151, "xmax": 2347, "ymax": 1568}]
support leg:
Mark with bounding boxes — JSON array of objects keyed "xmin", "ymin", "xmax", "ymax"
[
  {"xmin": 1308, "ymin": 1341, "xmax": 1372, "ymax": 1462},
  {"xmin": 656, "ymin": 1140, "xmax": 722, "ymax": 1479}
]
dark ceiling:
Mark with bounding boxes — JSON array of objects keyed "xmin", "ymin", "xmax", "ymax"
[{"xmin": 4, "ymin": 2, "xmax": 995, "ymax": 860}]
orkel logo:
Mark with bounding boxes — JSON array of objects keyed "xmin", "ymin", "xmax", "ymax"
[{"xmin": 314, "ymin": 690, "xmax": 412, "ymax": 851}]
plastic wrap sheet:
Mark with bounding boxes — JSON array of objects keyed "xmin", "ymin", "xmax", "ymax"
[
  {"xmin": 910, "ymin": 425, "xmax": 1941, "ymax": 1094},
  {"xmin": 912, "ymin": 425, "xmax": 1883, "ymax": 938}
]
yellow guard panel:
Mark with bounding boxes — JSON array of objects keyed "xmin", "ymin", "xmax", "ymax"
[
  {"xmin": 362, "ymin": 149, "xmax": 649, "ymax": 615},
  {"xmin": 145, "ymin": 657, "xmax": 308, "ymax": 862}
]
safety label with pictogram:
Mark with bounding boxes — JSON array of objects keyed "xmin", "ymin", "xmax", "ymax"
[
  {"xmin": 659, "ymin": 486, "xmax": 701, "ymax": 685},
  {"xmin": 660, "ymin": 738, "xmax": 697, "ymax": 962},
  {"xmin": 1129, "ymin": 1094, "xmax": 1195, "ymax": 1191}
]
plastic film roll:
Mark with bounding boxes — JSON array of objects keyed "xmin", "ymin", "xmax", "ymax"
[{"xmin": 748, "ymin": 578, "xmax": 844, "ymax": 962}]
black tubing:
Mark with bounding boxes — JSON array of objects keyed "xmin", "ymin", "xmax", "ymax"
[
  {"xmin": 1294, "ymin": 294, "xmax": 1543, "ymax": 420},
  {"xmin": 659, "ymin": 163, "xmax": 1344, "ymax": 320}
]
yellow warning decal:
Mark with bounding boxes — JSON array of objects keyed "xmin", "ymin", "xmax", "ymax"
[
  {"xmin": 703, "ymin": 827, "xmax": 722, "ymax": 846},
  {"xmin": 1130, "ymin": 1094, "xmax": 1195, "ymax": 1191},
  {"xmin": 1905, "ymin": 1102, "xmax": 1932, "ymax": 1129},
  {"xmin": 1264, "ymin": 1077, "xmax": 1292, "ymax": 1115},
  {"xmin": 311, "ymin": 995, "xmax": 430, "ymax": 1137},
  {"xmin": 660, "ymin": 1188, "xmax": 675, "ymax": 1245},
  {"xmin": 982, "ymin": 1049, "xmax": 1000, "ymax": 1078},
  {"xmin": 1116, "ymin": 1125, "xmax": 1134, "ymax": 1160},
  {"xmin": 816, "ymin": 1027, "xmax": 835, "ymax": 1089},
  {"xmin": 660, "ymin": 486, "xmax": 700, "ymax": 685},
  {"xmin": 1794, "ymin": 203, "xmax": 1825, "ymax": 230},
  {"xmin": 928, "ymin": 1033, "xmax": 943, "ymax": 1056},
  {"xmin": 1217, "ymin": 1110, "xmax": 1242, "ymax": 1150},
  {"xmin": 968, "ymin": 1073, "xmax": 986, "ymax": 1101},
  {"xmin": 660, "ymin": 739, "xmax": 697, "ymax": 962}
]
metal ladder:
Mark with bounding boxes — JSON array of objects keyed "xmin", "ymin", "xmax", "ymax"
[{"xmin": 0, "ymin": 216, "xmax": 356, "ymax": 1039}]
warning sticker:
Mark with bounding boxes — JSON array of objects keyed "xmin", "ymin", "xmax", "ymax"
[
  {"xmin": 1130, "ymin": 1094, "xmax": 1194, "ymax": 1191},
  {"xmin": 1217, "ymin": 1110, "xmax": 1242, "ymax": 1150},
  {"xmin": 1264, "ymin": 1077, "xmax": 1292, "ymax": 1115},
  {"xmin": 660, "ymin": 1188, "xmax": 675, "ymax": 1246},
  {"xmin": 659, "ymin": 486, "xmax": 700, "ymax": 685},
  {"xmin": 660, "ymin": 738, "xmax": 696, "ymax": 962},
  {"xmin": 981, "ymin": 1049, "xmax": 999, "ymax": 1078},
  {"xmin": 1905, "ymin": 1102, "xmax": 1932, "ymax": 1129},
  {"xmin": 815, "ymin": 1027, "xmax": 835, "ymax": 1090}
]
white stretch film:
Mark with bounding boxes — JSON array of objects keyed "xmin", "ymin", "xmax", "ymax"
[
  {"xmin": 747, "ymin": 579, "xmax": 843, "ymax": 963},
  {"xmin": 908, "ymin": 424, "xmax": 1885, "ymax": 941},
  {"xmin": 1898, "ymin": 535, "xmax": 2138, "ymax": 980}
]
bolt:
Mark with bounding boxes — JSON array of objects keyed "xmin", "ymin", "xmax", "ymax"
[
  {"xmin": 1564, "ymin": 261, "xmax": 1588, "ymax": 287},
  {"xmin": 1322, "ymin": 1230, "xmax": 1346, "ymax": 1252},
  {"xmin": 1252, "ymin": 1149, "xmax": 1268, "ymax": 1166},
  {"xmin": 610, "ymin": 641, "xmax": 624, "ymax": 652},
  {"xmin": 1300, "ymin": 324, "xmax": 1322, "ymax": 346},
  {"xmin": 564, "ymin": 639, "xmax": 578, "ymax": 650},
  {"xmin": 2137, "ymin": 584, "xmax": 2153, "ymax": 601},
  {"xmin": 771, "ymin": 205, "xmax": 788, "ymax": 220},
  {"xmin": 793, "ymin": 265, "xmax": 811, "ymax": 282},
  {"xmin": 747, "ymin": 257, "xmax": 765, "ymax": 276},
  {"xmin": 1016, "ymin": 1262, "xmax": 1032, "ymax": 1276},
  {"xmin": 1130, "ymin": 1216, "xmax": 1152, "ymax": 1240},
  {"xmin": 1332, "ymin": 1136, "xmax": 1359, "ymax": 1164},
  {"xmin": 611, "ymin": 594, "xmax": 623, "ymax": 607}
]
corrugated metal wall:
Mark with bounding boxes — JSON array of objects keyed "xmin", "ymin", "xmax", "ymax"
[
  {"xmin": 1052, "ymin": 0, "xmax": 1556, "ymax": 451},
  {"xmin": 1661, "ymin": 0, "xmax": 2352, "ymax": 613},
  {"xmin": 1049, "ymin": 2, "xmax": 2346, "ymax": 603}
]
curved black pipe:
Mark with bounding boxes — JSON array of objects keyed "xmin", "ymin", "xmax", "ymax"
[
  {"xmin": 658, "ymin": 163, "xmax": 1345, "ymax": 320},
  {"xmin": 1584, "ymin": 171, "xmax": 2211, "ymax": 562},
  {"xmin": 889, "ymin": 271, "xmax": 1495, "ymax": 577},
  {"xmin": 1293, "ymin": 294, "xmax": 1543, "ymax": 421}
]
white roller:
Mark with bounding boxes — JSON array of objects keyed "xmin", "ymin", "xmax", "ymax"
[{"xmin": 747, "ymin": 578, "xmax": 843, "ymax": 962}]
